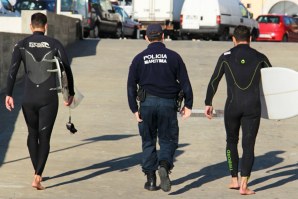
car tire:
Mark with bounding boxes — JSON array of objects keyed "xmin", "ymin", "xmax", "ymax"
[
  {"xmin": 251, "ymin": 28, "xmax": 259, "ymax": 41},
  {"xmin": 219, "ymin": 28, "xmax": 230, "ymax": 41},
  {"xmin": 115, "ymin": 24, "xmax": 123, "ymax": 38},
  {"xmin": 84, "ymin": 31, "xmax": 89, "ymax": 38},
  {"xmin": 94, "ymin": 25, "xmax": 100, "ymax": 38},
  {"xmin": 282, "ymin": 34, "xmax": 288, "ymax": 42},
  {"xmin": 133, "ymin": 27, "xmax": 139, "ymax": 39}
]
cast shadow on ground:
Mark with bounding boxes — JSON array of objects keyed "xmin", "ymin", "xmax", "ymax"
[
  {"xmin": 2, "ymin": 134, "xmax": 136, "ymax": 165},
  {"xmin": 45, "ymin": 143, "xmax": 189, "ymax": 189},
  {"xmin": 66, "ymin": 38, "xmax": 100, "ymax": 63},
  {"xmin": 250, "ymin": 162, "xmax": 298, "ymax": 192},
  {"xmin": 169, "ymin": 150, "xmax": 285, "ymax": 195},
  {"xmin": 0, "ymin": 80, "xmax": 24, "ymax": 166}
]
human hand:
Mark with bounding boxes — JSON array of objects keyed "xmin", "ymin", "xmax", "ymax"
[
  {"xmin": 64, "ymin": 96, "xmax": 74, "ymax": 106},
  {"xmin": 134, "ymin": 111, "xmax": 143, "ymax": 122},
  {"xmin": 180, "ymin": 106, "xmax": 192, "ymax": 120},
  {"xmin": 5, "ymin": 96, "xmax": 14, "ymax": 111},
  {"xmin": 205, "ymin": 106, "xmax": 213, "ymax": 119}
]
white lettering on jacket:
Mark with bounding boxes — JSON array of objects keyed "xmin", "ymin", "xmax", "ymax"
[
  {"xmin": 143, "ymin": 54, "xmax": 167, "ymax": 64},
  {"xmin": 29, "ymin": 42, "xmax": 50, "ymax": 48}
]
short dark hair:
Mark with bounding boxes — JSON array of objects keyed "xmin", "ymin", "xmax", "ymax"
[
  {"xmin": 233, "ymin": 25, "xmax": 250, "ymax": 42},
  {"xmin": 31, "ymin": 12, "xmax": 47, "ymax": 28}
]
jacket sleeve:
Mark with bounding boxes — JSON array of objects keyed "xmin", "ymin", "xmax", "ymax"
[
  {"xmin": 6, "ymin": 42, "xmax": 22, "ymax": 97},
  {"xmin": 56, "ymin": 41, "xmax": 75, "ymax": 96},
  {"xmin": 177, "ymin": 55, "xmax": 193, "ymax": 109},
  {"xmin": 127, "ymin": 58, "xmax": 139, "ymax": 113},
  {"xmin": 205, "ymin": 54, "xmax": 225, "ymax": 106}
]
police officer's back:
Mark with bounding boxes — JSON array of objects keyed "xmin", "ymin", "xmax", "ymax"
[{"xmin": 127, "ymin": 24, "xmax": 193, "ymax": 192}]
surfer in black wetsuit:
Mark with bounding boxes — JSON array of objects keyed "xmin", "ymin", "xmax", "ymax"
[
  {"xmin": 204, "ymin": 25, "xmax": 272, "ymax": 195},
  {"xmin": 5, "ymin": 12, "xmax": 74, "ymax": 190}
]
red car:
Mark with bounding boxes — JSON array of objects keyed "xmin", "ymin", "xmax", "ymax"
[{"xmin": 256, "ymin": 14, "xmax": 298, "ymax": 42}]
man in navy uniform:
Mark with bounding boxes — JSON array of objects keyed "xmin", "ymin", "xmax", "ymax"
[{"xmin": 127, "ymin": 24, "xmax": 193, "ymax": 192}]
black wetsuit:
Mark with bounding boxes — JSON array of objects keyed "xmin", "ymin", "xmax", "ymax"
[
  {"xmin": 6, "ymin": 31, "xmax": 74, "ymax": 176},
  {"xmin": 205, "ymin": 44, "xmax": 272, "ymax": 177}
]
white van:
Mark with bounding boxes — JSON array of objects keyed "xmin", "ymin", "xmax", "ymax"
[{"xmin": 180, "ymin": 0, "xmax": 258, "ymax": 40}]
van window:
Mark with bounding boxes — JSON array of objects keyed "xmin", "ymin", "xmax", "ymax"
[{"xmin": 239, "ymin": 4, "xmax": 249, "ymax": 18}]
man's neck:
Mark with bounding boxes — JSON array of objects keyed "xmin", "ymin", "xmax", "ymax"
[{"xmin": 32, "ymin": 28, "xmax": 45, "ymax": 33}]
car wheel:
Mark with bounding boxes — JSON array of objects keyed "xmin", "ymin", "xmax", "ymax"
[
  {"xmin": 282, "ymin": 34, "xmax": 288, "ymax": 42},
  {"xmin": 115, "ymin": 24, "xmax": 123, "ymax": 38},
  {"xmin": 133, "ymin": 27, "xmax": 139, "ymax": 39},
  {"xmin": 94, "ymin": 25, "xmax": 99, "ymax": 38},
  {"xmin": 219, "ymin": 28, "xmax": 229, "ymax": 41},
  {"xmin": 251, "ymin": 28, "xmax": 259, "ymax": 41},
  {"xmin": 84, "ymin": 31, "xmax": 89, "ymax": 38}
]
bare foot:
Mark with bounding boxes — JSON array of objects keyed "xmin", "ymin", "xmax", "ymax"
[
  {"xmin": 239, "ymin": 188, "xmax": 255, "ymax": 195},
  {"xmin": 239, "ymin": 176, "xmax": 255, "ymax": 195},
  {"xmin": 32, "ymin": 175, "xmax": 45, "ymax": 190},
  {"xmin": 229, "ymin": 177, "xmax": 240, "ymax": 189}
]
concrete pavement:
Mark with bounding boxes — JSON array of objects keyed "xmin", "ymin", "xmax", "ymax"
[{"xmin": 0, "ymin": 39, "xmax": 297, "ymax": 199}]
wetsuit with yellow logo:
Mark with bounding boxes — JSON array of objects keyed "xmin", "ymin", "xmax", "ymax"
[{"xmin": 205, "ymin": 44, "xmax": 272, "ymax": 177}]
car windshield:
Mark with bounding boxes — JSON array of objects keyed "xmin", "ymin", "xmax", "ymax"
[
  {"xmin": 15, "ymin": 0, "xmax": 55, "ymax": 12},
  {"xmin": 257, "ymin": 16, "xmax": 280, "ymax": 24}
]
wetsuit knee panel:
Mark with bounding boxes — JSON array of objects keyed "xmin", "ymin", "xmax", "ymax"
[{"xmin": 226, "ymin": 137, "xmax": 239, "ymax": 144}]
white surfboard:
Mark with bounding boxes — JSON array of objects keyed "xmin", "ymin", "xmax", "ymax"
[
  {"xmin": 260, "ymin": 67, "xmax": 298, "ymax": 120},
  {"xmin": 45, "ymin": 57, "xmax": 84, "ymax": 109}
]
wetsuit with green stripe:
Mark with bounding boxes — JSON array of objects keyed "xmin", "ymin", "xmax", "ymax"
[{"xmin": 205, "ymin": 44, "xmax": 272, "ymax": 177}]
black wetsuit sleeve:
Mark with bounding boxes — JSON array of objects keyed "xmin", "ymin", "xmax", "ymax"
[
  {"xmin": 177, "ymin": 55, "xmax": 193, "ymax": 109},
  {"xmin": 6, "ymin": 42, "xmax": 23, "ymax": 97},
  {"xmin": 262, "ymin": 55, "xmax": 272, "ymax": 68},
  {"xmin": 56, "ymin": 42, "xmax": 75, "ymax": 96},
  {"xmin": 127, "ymin": 58, "xmax": 139, "ymax": 113},
  {"xmin": 205, "ymin": 54, "xmax": 225, "ymax": 106}
]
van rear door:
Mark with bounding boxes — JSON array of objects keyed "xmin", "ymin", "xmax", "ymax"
[
  {"xmin": 133, "ymin": 0, "xmax": 172, "ymax": 22},
  {"xmin": 153, "ymin": 0, "xmax": 172, "ymax": 21},
  {"xmin": 133, "ymin": 0, "xmax": 151, "ymax": 21},
  {"xmin": 182, "ymin": 0, "xmax": 219, "ymax": 30}
]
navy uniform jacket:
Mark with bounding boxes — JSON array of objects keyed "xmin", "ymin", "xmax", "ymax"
[{"xmin": 127, "ymin": 42, "xmax": 193, "ymax": 113}]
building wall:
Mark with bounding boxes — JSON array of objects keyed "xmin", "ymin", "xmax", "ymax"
[{"xmin": 241, "ymin": 0, "xmax": 298, "ymax": 18}]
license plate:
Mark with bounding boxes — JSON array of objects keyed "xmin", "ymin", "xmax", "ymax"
[
  {"xmin": 183, "ymin": 15, "xmax": 200, "ymax": 29},
  {"xmin": 258, "ymin": 34, "xmax": 271, "ymax": 38}
]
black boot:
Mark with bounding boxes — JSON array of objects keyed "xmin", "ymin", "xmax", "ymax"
[
  {"xmin": 158, "ymin": 160, "xmax": 171, "ymax": 192},
  {"xmin": 144, "ymin": 172, "xmax": 158, "ymax": 191}
]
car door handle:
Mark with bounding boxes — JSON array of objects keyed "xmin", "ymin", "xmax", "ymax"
[{"xmin": 240, "ymin": 18, "xmax": 244, "ymax": 23}]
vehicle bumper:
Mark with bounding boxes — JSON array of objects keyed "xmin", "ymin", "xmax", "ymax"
[{"xmin": 257, "ymin": 32, "xmax": 283, "ymax": 41}]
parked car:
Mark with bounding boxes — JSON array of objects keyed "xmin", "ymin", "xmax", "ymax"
[
  {"xmin": 13, "ymin": 0, "xmax": 122, "ymax": 38},
  {"xmin": 14, "ymin": 0, "xmax": 55, "ymax": 13},
  {"xmin": 113, "ymin": 5, "xmax": 140, "ymax": 38},
  {"xmin": 84, "ymin": 0, "xmax": 122, "ymax": 38},
  {"xmin": 180, "ymin": 0, "xmax": 259, "ymax": 41},
  {"xmin": 256, "ymin": 14, "xmax": 298, "ymax": 42},
  {"xmin": 292, "ymin": 15, "xmax": 298, "ymax": 25}
]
